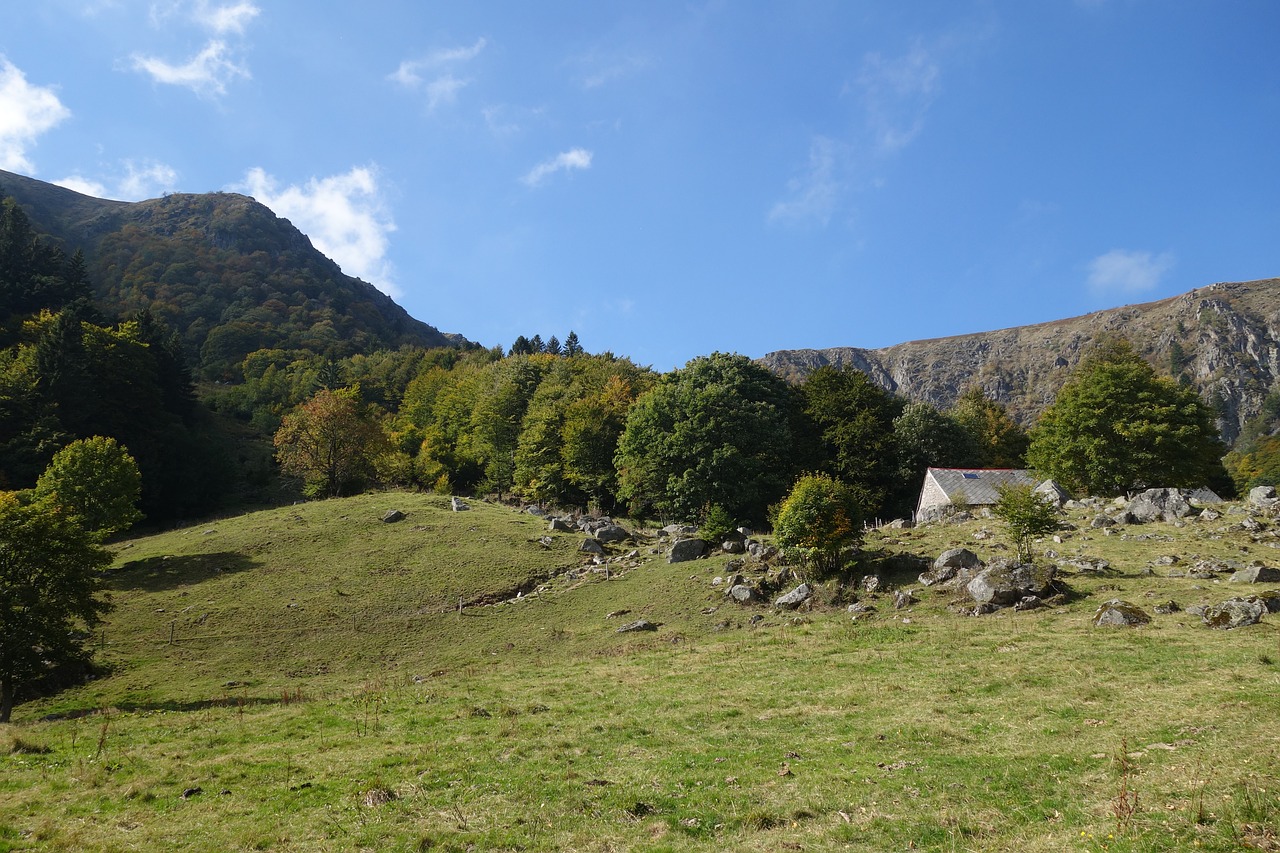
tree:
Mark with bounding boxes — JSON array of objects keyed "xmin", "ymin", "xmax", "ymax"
[
  {"xmin": 545, "ymin": 336, "xmax": 562, "ymax": 356},
  {"xmin": 615, "ymin": 352, "xmax": 800, "ymax": 524},
  {"xmin": 888, "ymin": 402, "xmax": 981, "ymax": 516},
  {"xmin": 563, "ymin": 331, "xmax": 584, "ymax": 357},
  {"xmin": 274, "ymin": 388, "xmax": 390, "ymax": 497},
  {"xmin": 949, "ymin": 386, "xmax": 1029, "ymax": 468},
  {"xmin": 798, "ymin": 366, "xmax": 903, "ymax": 516},
  {"xmin": 991, "ymin": 484, "xmax": 1060, "ymax": 563},
  {"xmin": 34, "ymin": 436, "xmax": 143, "ymax": 539},
  {"xmin": 0, "ymin": 492, "xmax": 113, "ymax": 722},
  {"xmin": 773, "ymin": 473, "xmax": 863, "ymax": 578},
  {"xmin": 1027, "ymin": 339, "xmax": 1225, "ymax": 495}
]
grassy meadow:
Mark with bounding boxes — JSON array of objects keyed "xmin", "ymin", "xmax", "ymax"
[{"xmin": 2, "ymin": 492, "xmax": 1279, "ymax": 851}]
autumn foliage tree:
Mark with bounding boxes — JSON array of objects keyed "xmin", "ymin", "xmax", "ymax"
[
  {"xmin": 274, "ymin": 388, "xmax": 390, "ymax": 497},
  {"xmin": 773, "ymin": 473, "xmax": 864, "ymax": 578}
]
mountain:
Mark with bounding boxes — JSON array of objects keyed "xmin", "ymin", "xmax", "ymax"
[
  {"xmin": 0, "ymin": 169, "xmax": 467, "ymax": 378},
  {"xmin": 760, "ymin": 277, "xmax": 1280, "ymax": 444}
]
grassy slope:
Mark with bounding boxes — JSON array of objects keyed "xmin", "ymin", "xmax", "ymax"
[{"xmin": 2, "ymin": 493, "xmax": 1279, "ymax": 852}]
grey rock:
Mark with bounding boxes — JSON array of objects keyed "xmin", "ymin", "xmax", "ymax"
[
  {"xmin": 381, "ymin": 509, "xmax": 405, "ymax": 523},
  {"xmin": 847, "ymin": 601, "xmax": 877, "ymax": 617},
  {"xmin": 1230, "ymin": 566, "xmax": 1280, "ymax": 584},
  {"xmin": 727, "ymin": 584, "xmax": 758, "ymax": 603},
  {"xmin": 593, "ymin": 523, "xmax": 630, "ymax": 544},
  {"xmin": 668, "ymin": 537, "xmax": 709, "ymax": 563},
  {"xmin": 1013, "ymin": 595, "xmax": 1045, "ymax": 611},
  {"xmin": 1092, "ymin": 599, "xmax": 1152, "ymax": 627},
  {"xmin": 747, "ymin": 541, "xmax": 777, "ymax": 560},
  {"xmin": 1125, "ymin": 488, "xmax": 1195, "ymax": 524},
  {"xmin": 578, "ymin": 538, "xmax": 606, "ymax": 555},
  {"xmin": 450, "ymin": 496, "xmax": 470, "ymax": 512},
  {"xmin": 721, "ymin": 540, "xmax": 745, "ymax": 554},
  {"xmin": 662, "ymin": 523, "xmax": 699, "ymax": 537},
  {"xmin": 934, "ymin": 548, "xmax": 983, "ymax": 571},
  {"xmin": 774, "ymin": 583, "xmax": 812, "ymax": 610},
  {"xmin": 861, "ymin": 574, "xmax": 882, "ymax": 594},
  {"xmin": 1248, "ymin": 485, "xmax": 1277, "ymax": 506},
  {"xmin": 1202, "ymin": 598, "xmax": 1267, "ymax": 629},
  {"xmin": 893, "ymin": 589, "xmax": 917, "ymax": 610},
  {"xmin": 1034, "ymin": 479, "xmax": 1071, "ymax": 507},
  {"xmin": 1188, "ymin": 487, "xmax": 1224, "ymax": 505},
  {"xmin": 1153, "ymin": 600, "xmax": 1181, "ymax": 615},
  {"xmin": 1197, "ymin": 508, "xmax": 1222, "ymax": 522},
  {"xmin": 1090, "ymin": 514, "xmax": 1117, "ymax": 529},
  {"xmin": 525, "ymin": 505, "xmax": 548, "ymax": 517},
  {"xmin": 616, "ymin": 619, "xmax": 657, "ymax": 633},
  {"xmin": 548, "ymin": 517, "xmax": 574, "ymax": 532},
  {"xmin": 967, "ymin": 562, "xmax": 1056, "ymax": 606}
]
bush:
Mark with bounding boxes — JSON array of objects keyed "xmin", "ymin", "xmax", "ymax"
[
  {"xmin": 699, "ymin": 504, "xmax": 737, "ymax": 544},
  {"xmin": 773, "ymin": 474, "xmax": 863, "ymax": 579},
  {"xmin": 992, "ymin": 484, "xmax": 1060, "ymax": 563}
]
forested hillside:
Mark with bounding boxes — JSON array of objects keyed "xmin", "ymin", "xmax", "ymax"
[{"xmin": 0, "ymin": 169, "xmax": 463, "ymax": 380}]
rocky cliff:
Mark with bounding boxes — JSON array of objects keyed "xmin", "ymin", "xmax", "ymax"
[{"xmin": 760, "ymin": 278, "xmax": 1280, "ymax": 444}]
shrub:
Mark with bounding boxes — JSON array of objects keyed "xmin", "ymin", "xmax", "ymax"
[
  {"xmin": 773, "ymin": 474, "xmax": 863, "ymax": 579},
  {"xmin": 992, "ymin": 484, "xmax": 1060, "ymax": 563}
]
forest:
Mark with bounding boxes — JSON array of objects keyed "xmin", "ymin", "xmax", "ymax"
[{"xmin": 1, "ymin": 191, "xmax": 1271, "ymax": 537}]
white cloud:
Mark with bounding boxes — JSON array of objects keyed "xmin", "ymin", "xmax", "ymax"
[
  {"xmin": 131, "ymin": 39, "xmax": 249, "ymax": 97},
  {"xmin": 195, "ymin": 1, "xmax": 260, "ymax": 35},
  {"xmin": 55, "ymin": 159, "xmax": 179, "ymax": 201},
  {"xmin": 236, "ymin": 166, "xmax": 400, "ymax": 297},
  {"xmin": 389, "ymin": 38, "xmax": 486, "ymax": 112},
  {"xmin": 0, "ymin": 57, "xmax": 71, "ymax": 174},
  {"xmin": 521, "ymin": 148, "xmax": 593, "ymax": 188},
  {"xmin": 1086, "ymin": 249, "xmax": 1176, "ymax": 296},
  {"xmin": 769, "ymin": 136, "xmax": 843, "ymax": 226},
  {"xmin": 129, "ymin": 2, "xmax": 259, "ymax": 96},
  {"xmin": 55, "ymin": 175, "xmax": 109, "ymax": 197},
  {"xmin": 853, "ymin": 42, "xmax": 941, "ymax": 153}
]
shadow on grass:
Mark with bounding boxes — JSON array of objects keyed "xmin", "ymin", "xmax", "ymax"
[
  {"xmin": 39, "ymin": 693, "xmax": 303, "ymax": 721},
  {"xmin": 109, "ymin": 552, "xmax": 257, "ymax": 591}
]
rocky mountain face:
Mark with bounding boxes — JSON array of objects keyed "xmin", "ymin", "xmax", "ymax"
[
  {"xmin": 0, "ymin": 169, "xmax": 466, "ymax": 377},
  {"xmin": 760, "ymin": 278, "xmax": 1280, "ymax": 445}
]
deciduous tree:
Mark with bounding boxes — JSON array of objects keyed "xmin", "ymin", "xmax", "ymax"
[
  {"xmin": 773, "ymin": 473, "xmax": 863, "ymax": 578},
  {"xmin": 34, "ymin": 436, "xmax": 142, "ymax": 539},
  {"xmin": 274, "ymin": 388, "xmax": 389, "ymax": 497}
]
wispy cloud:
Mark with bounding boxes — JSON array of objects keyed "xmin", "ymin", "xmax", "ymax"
[
  {"xmin": 769, "ymin": 136, "xmax": 844, "ymax": 226},
  {"xmin": 521, "ymin": 148, "xmax": 593, "ymax": 188},
  {"xmin": 389, "ymin": 38, "xmax": 486, "ymax": 112},
  {"xmin": 236, "ymin": 166, "xmax": 400, "ymax": 297},
  {"xmin": 853, "ymin": 42, "xmax": 941, "ymax": 153},
  {"xmin": 55, "ymin": 159, "xmax": 179, "ymax": 200},
  {"xmin": 572, "ymin": 49, "xmax": 652, "ymax": 90},
  {"xmin": 130, "ymin": 2, "xmax": 259, "ymax": 97},
  {"xmin": 0, "ymin": 57, "xmax": 71, "ymax": 174},
  {"xmin": 1086, "ymin": 249, "xmax": 1176, "ymax": 297}
]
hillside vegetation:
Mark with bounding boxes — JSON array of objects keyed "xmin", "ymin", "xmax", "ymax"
[{"xmin": 2, "ymin": 493, "xmax": 1278, "ymax": 851}]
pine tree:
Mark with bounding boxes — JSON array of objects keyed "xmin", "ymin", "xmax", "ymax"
[{"xmin": 563, "ymin": 331, "xmax": 583, "ymax": 357}]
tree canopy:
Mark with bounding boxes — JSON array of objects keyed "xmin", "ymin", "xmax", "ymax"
[
  {"xmin": 1027, "ymin": 339, "xmax": 1225, "ymax": 496},
  {"xmin": 34, "ymin": 436, "xmax": 143, "ymax": 539},
  {"xmin": 0, "ymin": 493, "xmax": 113, "ymax": 722},
  {"xmin": 274, "ymin": 388, "xmax": 390, "ymax": 498}
]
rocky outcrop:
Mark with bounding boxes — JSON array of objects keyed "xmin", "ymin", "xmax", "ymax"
[{"xmin": 760, "ymin": 278, "xmax": 1280, "ymax": 443}]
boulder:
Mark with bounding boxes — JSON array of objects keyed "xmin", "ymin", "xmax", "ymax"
[
  {"xmin": 1188, "ymin": 487, "xmax": 1223, "ymax": 505},
  {"xmin": 593, "ymin": 523, "xmax": 630, "ymax": 544},
  {"xmin": 847, "ymin": 601, "xmax": 876, "ymax": 618},
  {"xmin": 727, "ymin": 584, "xmax": 759, "ymax": 604},
  {"xmin": 967, "ymin": 561, "xmax": 1055, "ymax": 607},
  {"xmin": 861, "ymin": 575, "xmax": 882, "ymax": 594},
  {"xmin": 578, "ymin": 538, "xmax": 605, "ymax": 555},
  {"xmin": 548, "ymin": 517, "xmax": 574, "ymax": 532},
  {"xmin": 1230, "ymin": 566, "xmax": 1280, "ymax": 584},
  {"xmin": 1153, "ymin": 600, "xmax": 1181, "ymax": 614},
  {"xmin": 774, "ymin": 583, "xmax": 812, "ymax": 610},
  {"xmin": 1090, "ymin": 514, "xmax": 1117, "ymax": 529},
  {"xmin": 525, "ymin": 505, "xmax": 548, "ymax": 517},
  {"xmin": 1034, "ymin": 479, "xmax": 1071, "ymax": 507},
  {"xmin": 721, "ymin": 540, "xmax": 745, "ymax": 554},
  {"xmin": 381, "ymin": 509, "xmax": 405, "ymax": 523},
  {"xmin": 747, "ymin": 541, "xmax": 777, "ymax": 560},
  {"xmin": 893, "ymin": 589, "xmax": 917, "ymax": 610},
  {"xmin": 662, "ymin": 523, "xmax": 699, "ymax": 537},
  {"xmin": 1248, "ymin": 485, "xmax": 1277, "ymax": 506},
  {"xmin": 1013, "ymin": 595, "xmax": 1045, "ymax": 611},
  {"xmin": 1092, "ymin": 599, "xmax": 1152, "ymax": 627},
  {"xmin": 1202, "ymin": 597, "xmax": 1267, "ymax": 630},
  {"xmin": 450, "ymin": 496, "xmax": 470, "ymax": 512},
  {"xmin": 616, "ymin": 619, "xmax": 657, "ymax": 633},
  {"xmin": 668, "ymin": 538, "xmax": 709, "ymax": 563},
  {"xmin": 921, "ymin": 548, "xmax": 982, "ymax": 586},
  {"xmin": 1125, "ymin": 488, "xmax": 1195, "ymax": 523}
]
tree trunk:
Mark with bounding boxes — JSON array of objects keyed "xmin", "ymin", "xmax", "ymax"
[{"xmin": 0, "ymin": 676, "xmax": 13, "ymax": 724}]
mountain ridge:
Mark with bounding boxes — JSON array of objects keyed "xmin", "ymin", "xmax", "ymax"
[{"xmin": 760, "ymin": 277, "xmax": 1280, "ymax": 443}]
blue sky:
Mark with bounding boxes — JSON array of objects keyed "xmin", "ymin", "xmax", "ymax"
[{"xmin": 2, "ymin": 1, "xmax": 1277, "ymax": 370}]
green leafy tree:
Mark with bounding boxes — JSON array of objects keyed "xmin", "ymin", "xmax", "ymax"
[
  {"xmin": 949, "ymin": 386, "xmax": 1029, "ymax": 468},
  {"xmin": 991, "ymin": 484, "xmax": 1060, "ymax": 563},
  {"xmin": 34, "ymin": 436, "xmax": 143, "ymax": 539},
  {"xmin": 0, "ymin": 492, "xmax": 113, "ymax": 722},
  {"xmin": 773, "ymin": 473, "xmax": 864, "ymax": 578},
  {"xmin": 1027, "ymin": 339, "xmax": 1225, "ymax": 495},
  {"xmin": 615, "ymin": 352, "xmax": 800, "ymax": 524},
  {"xmin": 798, "ymin": 365, "xmax": 903, "ymax": 516},
  {"xmin": 888, "ymin": 402, "xmax": 981, "ymax": 516},
  {"xmin": 274, "ymin": 388, "xmax": 390, "ymax": 497}
]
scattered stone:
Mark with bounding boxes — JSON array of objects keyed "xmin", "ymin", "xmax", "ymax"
[
  {"xmin": 1153, "ymin": 601, "xmax": 1181, "ymax": 615},
  {"xmin": 847, "ymin": 601, "xmax": 876, "ymax": 618},
  {"xmin": 1154, "ymin": 555, "xmax": 1180, "ymax": 566},
  {"xmin": 1197, "ymin": 509, "xmax": 1222, "ymax": 522},
  {"xmin": 1202, "ymin": 598, "xmax": 1267, "ymax": 630},
  {"xmin": 893, "ymin": 589, "xmax": 917, "ymax": 610},
  {"xmin": 450, "ymin": 496, "xmax": 470, "ymax": 512},
  {"xmin": 1230, "ymin": 566, "xmax": 1280, "ymax": 584},
  {"xmin": 1092, "ymin": 599, "xmax": 1152, "ymax": 627},
  {"xmin": 606, "ymin": 609, "xmax": 631, "ymax": 619},
  {"xmin": 861, "ymin": 575, "xmax": 882, "ymax": 594},
  {"xmin": 1125, "ymin": 488, "xmax": 1196, "ymax": 523},
  {"xmin": 967, "ymin": 562, "xmax": 1056, "ymax": 606},
  {"xmin": 747, "ymin": 541, "xmax": 777, "ymax": 560},
  {"xmin": 1248, "ymin": 485, "xmax": 1277, "ymax": 507},
  {"xmin": 381, "ymin": 509, "xmax": 405, "ymax": 523},
  {"xmin": 668, "ymin": 537, "xmax": 709, "ymax": 563},
  {"xmin": 727, "ymin": 584, "xmax": 758, "ymax": 604},
  {"xmin": 616, "ymin": 619, "xmax": 657, "ymax": 633},
  {"xmin": 722, "ymin": 540, "xmax": 745, "ymax": 554},
  {"xmin": 1059, "ymin": 556, "xmax": 1111, "ymax": 574},
  {"xmin": 1013, "ymin": 595, "xmax": 1045, "ymax": 611},
  {"xmin": 578, "ymin": 538, "xmax": 605, "ymax": 555},
  {"xmin": 593, "ymin": 523, "xmax": 630, "ymax": 544},
  {"xmin": 749, "ymin": 614, "xmax": 764, "ymax": 625},
  {"xmin": 181, "ymin": 787, "xmax": 203, "ymax": 800},
  {"xmin": 662, "ymin": 523, "xmax": 699, "ymax": 537},
  {"xmin": 548, "ymin": 517, "xmax": 574, "ymax": 532},
  {"xmin": 774, "ymin": 583, "xmax": 812, "ymax": 610}
]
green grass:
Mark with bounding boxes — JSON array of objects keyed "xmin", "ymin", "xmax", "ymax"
[{"xmin": 2, "ymin": 493, "xmax": 1279, "ymax": 850}]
